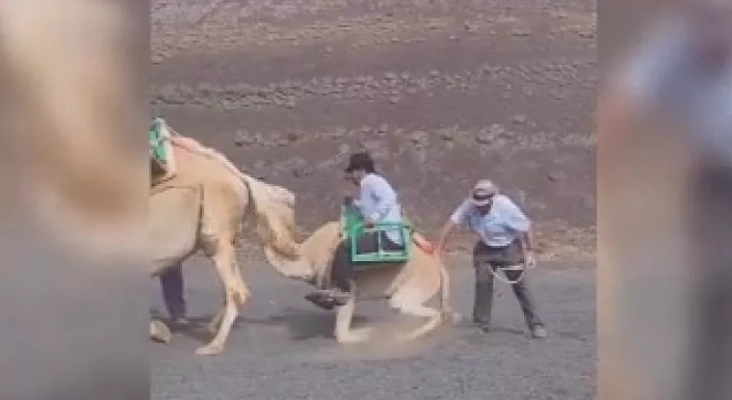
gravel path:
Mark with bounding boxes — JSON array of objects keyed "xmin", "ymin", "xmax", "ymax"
[{"xmin": 151, "ymin": 258, "xmax": 595, "ymax": 400}]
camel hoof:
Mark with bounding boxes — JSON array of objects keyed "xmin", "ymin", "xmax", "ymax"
[
  {"xmin": 446, "ymin": 311, "xmax": 463, "ymax": 324},
  {"xmin": 336, "ymin": 327, "xmax": 373, "ymax": 344},
  {"xmin": 195, "ymin": 344, "xmax": 223, "ymax": 356},
  {"xmin": 150, "ymin": 320, "xmax": 171, "ymax": 343}
]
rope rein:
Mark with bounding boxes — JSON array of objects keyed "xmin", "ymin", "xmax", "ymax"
[{"xmin": 489, "ymin": 260, "xmax": 535, "ymax": 285}]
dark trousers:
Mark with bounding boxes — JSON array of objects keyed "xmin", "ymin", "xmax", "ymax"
[
  {"xmin": 331, "ymin": 231, "xmax": 404, "ymax": 291},
  {"xmin": 684, "ymin": 160, "xmax": 732, "ymax": 400},
  {"xmin": 472, "ymin": 240, "xmax": 543, "ymax": 329},
  {"xmin": 159, "ymin": 264, "xmax": 186, "ymax": 319}
]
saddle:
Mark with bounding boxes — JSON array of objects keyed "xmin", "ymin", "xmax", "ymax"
[{"xmin": 150, "ymin": 117, "xmax": 177, "ymax": 186}]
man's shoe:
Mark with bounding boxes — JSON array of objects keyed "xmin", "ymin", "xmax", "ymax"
[
  {"xmin": 531, "ymin": 325, "xmax": 548, "ymax": 338},
  {"xmin": 473, "ymin": 318, "xmax": 491, "ymax": 332},
  {"xmin": 170, "ymin": 316, "xmax": 189, "ymax": 327},
  {"xmin": 304, "ymin": 292, "xmax": 336, "ymax": 310},
  {"xmin": 305, "ymin": 288, "xmax": 351, "ymax": 309},
  {"xmin": 327, "ymin": 288, "xmax": 351, "ymax": 304}
]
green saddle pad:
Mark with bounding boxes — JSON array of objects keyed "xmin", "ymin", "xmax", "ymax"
[
  {"xmin": 341, "ymin": 204, "xmax": 412, "ymax": 268},
  {"xmin": 149, "ymin": 117, "xmax": 168, "ymax": 164}
]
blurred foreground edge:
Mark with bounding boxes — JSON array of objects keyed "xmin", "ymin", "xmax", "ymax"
[
  {"xmin": 0, "ymin": 0, "xmax": 149, "ymax": 399},
  {"xmin": 598, "ymin": 1, "xmax": 732, "ymax": 400}
]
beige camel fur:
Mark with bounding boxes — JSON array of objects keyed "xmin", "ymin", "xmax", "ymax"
[
  {"xmin": 150, "ymin": 134, "xmax": 300, "ymax": 355},
  {"xmin": 260, "ymin": 221, "xmax": 460, "ymax": 344}
]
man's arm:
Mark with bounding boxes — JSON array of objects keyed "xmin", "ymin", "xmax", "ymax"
[
  {"xmin": 436, "ymin": 220, "xmax": 457, "ymax": 254},
  {"xmin": 502, "ymin": 199, "xmax": 534, "ymax": 256},
  {"xmin": 436, "ymin": 201, "xmax": 469, "ymax": 254}
]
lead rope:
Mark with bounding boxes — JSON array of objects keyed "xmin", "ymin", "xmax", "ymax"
[
  {"xmin": 473, "ymin": 224, "xmax": 536, "ymax": 284},
  {"xmin": 490, "ymin": 263, "xmax": 530, "ymax": 285},
  {"xmin": 488, "ymin": 248, "xmax": 539, "ymax": 285}
]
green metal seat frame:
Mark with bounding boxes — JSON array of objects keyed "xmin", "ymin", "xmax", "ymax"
[
  {"xmin": 149, "ymin": 117, "xmax": 168, "ymax": 164},
  {"xmin": 341, "ymin": 204, "xmax": 412, "ymax": 267}
]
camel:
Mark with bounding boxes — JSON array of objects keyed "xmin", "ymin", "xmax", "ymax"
[
  {"xmin": 149, "ymin": 126, "xmax": 300, "ymax": 355},
  {"xmin": 259, "ymin": 219, "xmax": 460, "ymax": 344}
]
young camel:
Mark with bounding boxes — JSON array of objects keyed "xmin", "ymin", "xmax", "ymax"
[
  {"xmin": 259, "ymin": 219, "xmax": 460, "ymax": 344},
  {"xmin": 149, "ymin": 134, "xmax": 300, "ymax": 355}
]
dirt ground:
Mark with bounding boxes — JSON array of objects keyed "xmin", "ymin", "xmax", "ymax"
[
  {"xmin": 151, "ymin": 0, "xmax": 596, "ymax": 398},
  {"xmin": 152, "ymin": 255, "xmax": 596, "ymax": 400}
]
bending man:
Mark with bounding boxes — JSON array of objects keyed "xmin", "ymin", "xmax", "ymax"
[{"xmin": 436, "ymin": 179, "xmax": 547, "ymax": 338}]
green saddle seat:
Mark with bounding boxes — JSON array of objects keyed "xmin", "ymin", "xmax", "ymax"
[
  {"xmin": 341, "ymin": 204, "xmax": 412, "ymax": 269},
  {"xmin": 149, "ymin": 117, "xmax": 168, "ymax": 165}
]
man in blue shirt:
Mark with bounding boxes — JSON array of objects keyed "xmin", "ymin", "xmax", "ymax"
[
  {"xmin": 306, "ymin": 152, "xmax": 405, "ymax": 308},
  {"xmin": 436, "ymin": 179, "xmax": 547, "ymax": 338}
]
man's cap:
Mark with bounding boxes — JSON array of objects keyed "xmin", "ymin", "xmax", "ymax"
[
  {"xmin": 344, "ymin": 151, "xmax": 374, "ymax": 172},
  {"xmin": 470, "ymin": 179, "xmax": 498, "ymax": 206}
]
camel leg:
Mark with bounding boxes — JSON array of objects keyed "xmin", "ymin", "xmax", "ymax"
[
  {"xmin": 389, "ymin": 284, "xmax": 444, "ymax": 342},
  {"xmin": 393, "ymin": 302, "xmax": 442, "ymax": 342},
  {"xmin": 207, "ymin": 264, "xmax": 250, "ymax": 334},
  {"xmin": 196, "ymin": 243, "xmax": 239, "ymax": 355},
  {"xmin": 150, "ymin": 319, "xmax": 172, "ymax": 343},
  {"xmin": 230, "ymin": 257, "xmax": 251, "ymax": 307},
  {"xmin": 206, "ymin": 303, "xmax": 226, "ymax": 334},
  {"xmin": 334, "ymin": 295, "xmax": 372, "ymax": 344}
]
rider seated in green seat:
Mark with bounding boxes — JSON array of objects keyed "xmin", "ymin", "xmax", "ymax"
[{"xmin": 306, "ymin": 152, "xmax": 405, "ymax": 307}]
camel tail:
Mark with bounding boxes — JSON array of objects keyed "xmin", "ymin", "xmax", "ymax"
[
  {"xmin": 436, "ymin": 256, "xmax": 461, "ymax": 322},
  {"xmin": 413, "ymin": 232, "xmax": 459, "ymax": 321},
  {"xmin": 437, "ymin": 256, "xmax": 449, "ymax": 311}
]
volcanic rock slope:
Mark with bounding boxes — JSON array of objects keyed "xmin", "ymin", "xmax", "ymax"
[{"xmin": 151, "ymin": 0, "xmax": 597, "ymax": 262}]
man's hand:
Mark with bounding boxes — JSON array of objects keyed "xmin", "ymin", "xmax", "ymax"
[{"xmin": 363, "ymin": 218, "xmax": 376, "ymax": 228}]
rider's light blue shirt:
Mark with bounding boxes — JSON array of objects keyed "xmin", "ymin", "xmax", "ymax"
[
  {"xmin": 355, "ymin": 173, "xmax": 404, "ymax": 245},
  {"xmin": 450, "ymin": 194, "xmax": 530, "ymax": 248}
]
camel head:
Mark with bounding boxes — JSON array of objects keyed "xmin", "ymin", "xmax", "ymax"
[{"xmin": 262, "ymin": 221, "xmax": 342, "ymax": 285}]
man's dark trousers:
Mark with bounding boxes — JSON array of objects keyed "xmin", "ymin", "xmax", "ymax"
[{"xmin": 471, "ymin": 240, "xmax": 543, "ymax": 329}]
